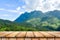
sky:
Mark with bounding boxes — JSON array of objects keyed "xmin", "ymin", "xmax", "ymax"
[{"xmin": 0, "ymin": 0, "xmax": 60, "ymax": 21}]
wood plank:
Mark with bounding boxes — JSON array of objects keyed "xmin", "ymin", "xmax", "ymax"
[
  {"xmin": 47, "ymin": 38, "xmax": 54, "ymax": 40},
  {"xmin": 0, "ymin": 31, "xmax": 60, "ymax": 40},
  {"xmin": 0, "ymin": 38, "xmax": 1, "ymax": 40},
  {"xmin": 1, "ymin": 38, "xmax": 8, "ymax": 40},
  {"xmin": 34, "ymin": 32, "xmax": 44, "ymax": 37},
  {"xmin": 16, "ymin": 32, "xmax": 26, "ymax": 37},
  {"xmin": 17, "ymin": 38, "xmax": 24, "ymax": 40},
  {"xmin": 26, "ymin": 32, "xmax": 34, "ymax": 37},
  {"xmin": 6, "ymin": 32, "xmax": 19, "ymax": 37},
  {"xmin": 48, "ymin": 32, "xmax": 60, "ymax": 37},
  {"xmin": 0, "ymin": 32, "xmax": 5, "ymax": 35},
  {"xmin": 40, "ymin": 38, "xmax": 47, "ymax": 40},
  {"xmin": 25, "ymin": 38, "xmax": 31, "ymax": 40},
  {"xmin": 48, "ymin": 31, "xmax": 60, "ymax": 34},
  {"xmin": 8, "ymin": 38, "xmax": 16, "ymax": 40},
  {"xmin": 55, "ymin": 38, "xmax": 60, "ymax": 40},
  {"xmin": 0, "ymin": 32, "xmax": 12, "ymax": 37},
  {"xmin": 32, "ymin": 38, "xmax": 39, "ymax": 40},
  {"xmin": 40, "ymin": 32, "xmax": 54, "ymax": 37}
]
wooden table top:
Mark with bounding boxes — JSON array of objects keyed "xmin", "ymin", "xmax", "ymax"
[{"xmin": 0, "ymin": 31, "xmax": 60, "ymax": 38}]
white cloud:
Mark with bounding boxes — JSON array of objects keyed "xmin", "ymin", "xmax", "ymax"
[
  {"xmin": 20, "ymin": 0, "xmax": 60, "ymax": 12},
  {"xmin": 0, "ymin": 14, "xmax": 12, "ymax": 21},
  {"xmin": 0, "ymin": 14, "xmax": 9, "ymax": 17},
  {"xmin": 0, "ymin": 7, "xmax": 24, "ymax": 15},
  {"xmin": 0, "ymin": 0, "xmax": 60, "ymax": 14},
  {"xmin": 16, "ymin": 7, "xmax": 21, "ymax": 11},
  {"xmin": 0, "ymin": 8, "xmax": 18, "ymax": 13},
  {"xmin": 7, "ymin": 10, "xmax": 18, "ymax": 12},
  {"xmin": 0, "ymin": 8, "xmax": 5, "ymax": 10}
]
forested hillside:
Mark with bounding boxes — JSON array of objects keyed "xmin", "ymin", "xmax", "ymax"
[
  {"xmin": 0, "ymin": 10, "xmax": 60, "ymax": 31},
  {"xmin": 0, "ymin": 19, "xmax": 37, "ymax": 31}
]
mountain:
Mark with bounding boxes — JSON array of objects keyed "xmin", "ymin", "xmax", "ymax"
[
  {"xmin": 14, "ymin": 10, "xmax": 60, "ymax": 31},
  {"xmin": 0, "ymin": 10, "xmax": 60, "ymax": 31},
  {"xmin": 0, "ymin": 19, "xmax": 38, "ymax": 31},
  {"xmin": 0, "ymin": 19, "xmax": 57, "ymax": 31},
  {"xmin": 15, "ymin": 11, "xmax": 44, "ymax": 22},
  {"xmin": 15, "ymin": 10, "xmax": 60, "ymax": 23},
  {"xmin": 45, "ymin": 10, "xmax": 60, "ymax": 19}
]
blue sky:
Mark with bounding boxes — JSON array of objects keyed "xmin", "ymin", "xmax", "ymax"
[
  {"xmin": 0, "ymin": 0, "xmax": 60, "ymax": 21},
  {"xmin": 0, "ymin": 0, "xmax": 25, "ymax": 21}
]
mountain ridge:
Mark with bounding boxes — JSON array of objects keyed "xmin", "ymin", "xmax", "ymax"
[
  {"xmin": 0, "ymin": 10, "xmax": 60, "ymax": 31},
  {"xmin": 15, "ymin": 10, "xmax": 60, "ymax": 23}
]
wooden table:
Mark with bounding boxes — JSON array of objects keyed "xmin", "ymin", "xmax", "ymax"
[{"xmin": 0, "ymin": 31, "xmax": 60, "ymax": 40}]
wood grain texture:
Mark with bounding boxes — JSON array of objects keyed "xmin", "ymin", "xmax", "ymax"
[
  {"xmin": 16, "ymin": 32, "xmax": 26, "ymax": 37},
  {"xmin": 34, "ymin": 32, "xmax": 44, "ymax": 37},
  {"xmin": 40, "ymin": 32, "xmax": 54, "ymax": 37},
  {"xmin": 47, "ymin": 38, "xmax": 54, "ymax": 40},
  {"xmin": 0, "ymin": 32, "xmax": 5, "ymax": 35},
  {"xmin": 48, "ymin": 32, "xmax": 60, "ymax": 37},
  {"xmin": 0, "ymin": 31, "xmax": 60, "ymax": 40},
  {"xmin": 26, "ymin": 32, "xmax": 34, "ymax": 37},
  {"xmin": 25, "ymin": 38, "xmax": 31, "ymax": 40},
  {"xmin": 0, "ymin": 32, "xmax": 12, "ymax": 37},
  {"xmin": 6, "ymin": 32, "xmax": 19, "ymax": 37}
]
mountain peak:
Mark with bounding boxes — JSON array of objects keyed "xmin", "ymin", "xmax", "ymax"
[
  {"xmin": 15, "ymin": 10, "xmax": 60, "ymax": 23},
  {"xmin": 15, "ymin": 11, "xmax": 43, "ymax": 23}
]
